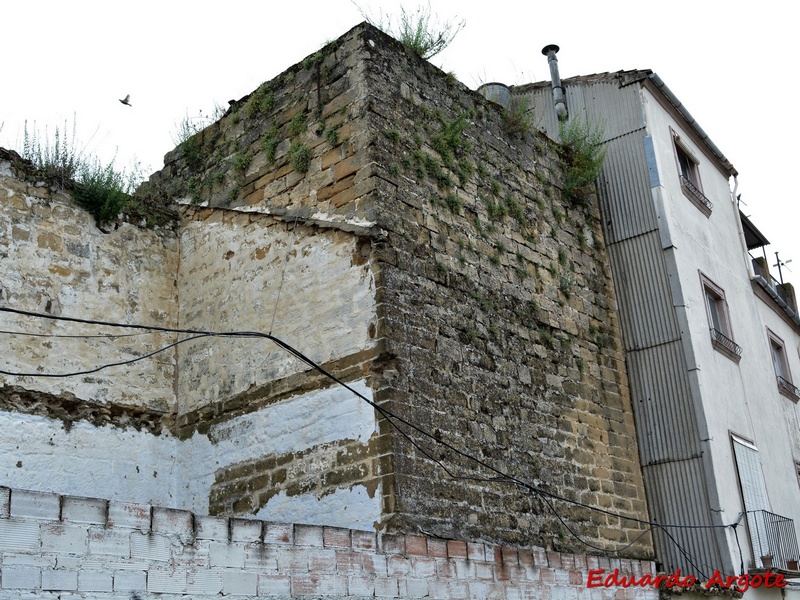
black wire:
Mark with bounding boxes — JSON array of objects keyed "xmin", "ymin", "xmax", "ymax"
[
  {"xmin": 0, "ymin": 328, "xmax": 151, "ymax": 339},
  {"xmin": 0, "ymin": 305, "xmax": 738, "ymax": 559},
  {"xmin": 0, "ymin": 334, "xmax": 211, "ymax": 377}
]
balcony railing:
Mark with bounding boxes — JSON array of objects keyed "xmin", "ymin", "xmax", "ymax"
[
  {"xmin": 750, "ymin": 254, "xmax": 798, "ymax": 313},
  {"xmin": 777, "ymin": 376, "xmax": 800, "ymax": 402},
  {"xmin": 710, "ymin": 327, "xmax": 743, "ymax": 358},
  {"xmin": 746, "ymin": 510, "xmax": 800, "ymax": 571},
  {"xmin": 680, "ymin": 175, "xmax": 713, "ymax": 213}
]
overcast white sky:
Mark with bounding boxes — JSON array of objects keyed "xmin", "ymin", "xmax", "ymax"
[{"xmin": 2, "ymin": 0, "xmax": 797, "ymax": 282}]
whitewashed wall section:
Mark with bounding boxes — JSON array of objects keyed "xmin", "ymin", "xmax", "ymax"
[
  {"xmin": 0, "ymin": 380, "xmax": 382, "ymax": 529},
  {"xmin": 177, "ymin": 210, "xmax": 378, "ymax": 414}
]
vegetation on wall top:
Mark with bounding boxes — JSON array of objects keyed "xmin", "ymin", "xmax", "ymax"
[
  {"xmin": 19, "ymin": 120, "xmax": 147, "ymax": 228},
  {"xmin": 356, "ymin": 2, "xmax": 465, "ymax": 59}
]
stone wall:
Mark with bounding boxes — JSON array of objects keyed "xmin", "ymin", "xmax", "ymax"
[
  {"xmin": 0, "ymin": 486, "xmax": 658, "ymax": 599},
  {"xmin": 0, "ymin": 161, "xmax": 178, "ymax": 413},
  {"xmin": 356, "ymin": 29, "xmax": 650, "ymax": 555},
  {"xmin": 148, "ymin": 22, "xmax": 652, "ymax": 557},
  {"xmin": 2, "ymin": 20, "xmax": 653, "ymax": 561},
  {"xmin": 175, "ymin": 207, "xmax": 378, "ymax": 414}
]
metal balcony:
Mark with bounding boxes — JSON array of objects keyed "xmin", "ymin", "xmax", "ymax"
[
  {"xmin": 746, "ymin": 510, "xmax": 800, "ymax": 571},
  {"xmin": 710, "ymin": 327, "xmax": 742, "ymax": 358},
  {"xmin": 680, "ymin": 175, "xmax": 713, "ymax": 213},
  {"xmin": 777, "ymin": 376, "xmax": 800, "ymax": 402}
]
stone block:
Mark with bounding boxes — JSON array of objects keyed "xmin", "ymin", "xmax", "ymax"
[
  {"xmin": 2, "ymin": 554, "xmax": 54, "ymax": 567},
  {"xmin": 323, "ymin": 526, "xmax": 351, "ymax": 548},
  {"xmin": 40, "ymin": 523, "xmax": 88, "ymax": 554},
  {"xmin": 294, "ymin": 524, "xmax": 324, "ymax": 546},
  {"xmin": 87, "ymin": 527, "xmax": 131, "ymax": 557},
  {"xmin": 275, "ymin": 547, "xmax": 308, "ymax": 571},
  {"xmin": 291, "ymin": 574, "xmax": 348, "ymax": 596},
  {"xmin": 308, "ymin": 548, "xmax": 337, "ymax": 572},
  {"xmin": 1, "ymin": 566, "xmax": 41, "ymax": 589},
  {"xmin": 209, "ymin": 541, "xmax": 245, "ymax": 568},
  {"xmin": 152, "ymin": 507, "xmax": 193, "ymax": 539},
  {"xmin": 113, "ymin": 569, "xmax": 146, "ymax": 592},
  {"xmin": 147, "ymin": 568, "xmax": 188, "ymax": 594},
  {"xmin": 381, "ymin": 534, "xmax": 405, "ymax": 555},
  {"xmin": 41, "ymin": 569, "xmax": 78, "ymax": 591},
  {"xmin": 62, "ymin": 496, "xmax": 107, "ymax": 524},
  {"xmin": 348, "ymin": 574, "xmax": 374, "ymax": 596},
  {"xmin": 10, "ymin": 490, "xmax": 60, "ymax": 520},
  {"xmin": 78, "ymin": 571, "xmax": 114, "ymax": 592},
  {"xmin": 352, "ymin": 529, "xmax": 376, "ymax": 551},
  {"xmin": 409, "ymin": 556, "xmax": 436, "ymax": 578},
  {"xmin": 447, "ymin": 540, "xmax": 468, "ymax": 558},
  {"xmin": 244, "ymin": 543, "xmax": 277, "ymax": 569},
  {"xmin": 374, "ymin": 576, "xmax": 399, "ymax": 597},
  {"xmin": 222, "ymin": 570, "xmax": 258, "ymax": 595},
  {"xmin": 263, "ymin": 522, "xmax": 293, "ymax": 545},
  {"xmin": 258, "ymin": 573, "xmax": 292, "ymax": 596},
  {"xmin": 230, "ymin": 517, "xmax": 261, "ymax": 542},
  {"xmin": 467, "ymin": 542, "xmax": 485, "ymax": 561},
  {"xmin": 406, "ymin": 578, "xmax": 430, "ymax": 598},
  {"xmin": 195, "ymin": 515, "xmax": 229, "ymax": 541},
  {"xmin": 108, "ymin": 501, "xmax": 151, "ymax": 531},
  {"xmin": 130, "ymin": 531, "xmax": 171, "ymax": 562},
  {"xmin": 405, "ymin": 535, "xmax": 427, "ymax": 556}
]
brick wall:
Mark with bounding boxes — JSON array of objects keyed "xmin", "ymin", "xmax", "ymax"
[{"xmin": 0, "ymin": 486, "xmax": 658, "ymax": 599}]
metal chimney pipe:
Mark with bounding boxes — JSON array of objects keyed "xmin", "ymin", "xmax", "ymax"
[{"xmin": 541, "ymin": 44, "xmax": 568, "ymax": 121}]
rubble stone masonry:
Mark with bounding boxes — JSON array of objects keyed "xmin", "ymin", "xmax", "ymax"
[{"xmin": 1, "ymin": 20, "xmax": 653, "ymax": 574}]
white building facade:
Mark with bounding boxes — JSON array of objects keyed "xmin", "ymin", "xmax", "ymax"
[{"xmin": 518, "ymin": 66, "xmax": 800, "ymax": 591}]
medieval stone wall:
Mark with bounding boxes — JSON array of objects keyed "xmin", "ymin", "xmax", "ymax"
[
  {"xmin": 0, "ymin": 162, "xmax": 178, "ymax": 412},
  {"xmin": 149, "ymin": 23, "xmax": 653, "ymax": 557},
  {"xmin": 2, "ymin": 21, "xmax": 653, "ymax": 561},
  {"xmin": 353, "ymin": 27, "xmax": 651, "ymax": 555}
]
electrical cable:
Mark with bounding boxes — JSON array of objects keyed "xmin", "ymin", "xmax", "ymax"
[
  {"xmin": 0, "ymin": 305, "xmax": 741, "ymax": 562},
  {"xmin": 0, "ymin": 334, "xmax": 211, "ymax": 378},
  {"xmin": 0, "ymin": 328, "xmax": 152, "ymax": 339}
]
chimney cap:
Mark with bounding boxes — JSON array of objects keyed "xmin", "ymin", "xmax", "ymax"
[{"xmin": 541, "ymin": 44, "xmax": 560, "ymax": 55}]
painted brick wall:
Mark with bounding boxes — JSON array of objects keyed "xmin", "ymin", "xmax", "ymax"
[{"xmin": 0, "ymin": 487, "xmax": 658, "ymax": 599}]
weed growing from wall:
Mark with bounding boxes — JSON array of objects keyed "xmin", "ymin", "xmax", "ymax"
[
  {"xmin": 502, "ymin": 97, "xmax": 533, "ymax": 138},
  {"xmin": 21, "ymin": 120, "xmax": 142, "ymax": 226},
  {"xmin": 559, "ymin": 117, "xmax": 607, "ymax": 206},
  {"xmin": 289, "ymin": 142, "xmax": 311, "ymax": 172},
  {"xmin": 356, "ymin": 2, "xmax": 465, "ymax": 59}
]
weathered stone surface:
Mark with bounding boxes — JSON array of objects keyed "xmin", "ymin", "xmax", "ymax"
[{"xmin": 1, "ymin": 22, "xmax": 651, "ymax": 558}]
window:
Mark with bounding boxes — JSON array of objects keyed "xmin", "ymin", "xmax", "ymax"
[
  {"xmin": 731, "ymin": 435, "xmax": 773, "ymax": 570},
  {"xmin": 672, "ymin": 130, "xmax": 713, "ymax": 215},
  {"xmin": 768, "ymin": 330, "xmax": 799, "ymax": 401},
  {"xmin": 701, "ymin": 273, "xmax": 742, "ymax": 361}
]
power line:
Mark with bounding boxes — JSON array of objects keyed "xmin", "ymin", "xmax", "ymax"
[{"xmin": 0, "ymin": 305, "xmax": 737, "ymax": 562}]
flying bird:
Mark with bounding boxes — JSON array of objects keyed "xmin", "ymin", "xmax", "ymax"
[{"xmin": 119, "ymin": 94, "xmax": 132, "ymax": 107}]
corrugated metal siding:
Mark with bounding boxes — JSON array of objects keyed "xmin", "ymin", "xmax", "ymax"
[
  {"xmin": 597, "ymin": 132, "xmax": 658, "ymax": 244},
  {"xmin": 627, "ymin": 342, "xmax": 699, "ymax": 464},
  {"xmin": 521, "ymin": 83, "xmax": 656, "ymax": 243},
  {"xmin": 607, "ymin": 232, "xmax": 680, "ymax": 351},
  {"xmin": 643, "ymin": 460, "xmax": 724, "ymax": 575},
  {"xmin": 520, "ymin": 77, "xmax": 725, "ymax": 575}
]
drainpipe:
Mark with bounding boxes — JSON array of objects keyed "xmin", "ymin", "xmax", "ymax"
[
  {"xmin": 731, "ymin": 176, "xmax": 755, "ymax": 278},
  {"xmin": 541, "ymin": 44, "xmax": 568, "ymax": 121}
]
